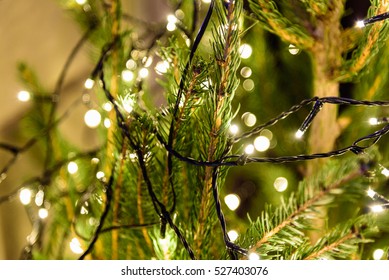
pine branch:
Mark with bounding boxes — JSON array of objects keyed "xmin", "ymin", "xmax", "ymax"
[{"xmin": 248, "ymin": 0, "xmax": 314, "ymax": 48}]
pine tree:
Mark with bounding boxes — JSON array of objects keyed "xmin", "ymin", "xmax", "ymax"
[{"xmin": 1, "ymin": 0, "xmax": 389, "ymax": 260}]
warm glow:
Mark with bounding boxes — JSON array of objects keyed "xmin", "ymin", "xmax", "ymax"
[
  {"xmin": 245, "ymin": 144, "xmax": 255, "ymax": 155},
  {"xmin": 274, "ymin": 177, "xmax": 288, "ymax": 192},
  {"xmin": 121, "ymin": 70, "xmax": 134, "ymax": 82},
  {"xmin": 288, "ymin": 44, "xmax": 300, "ymax": 55},
  {"xmin": 248, "ymin": 252, "xmax": 260, "ymax": 260},
  {"xmin": 369, "ymin": 117, "xmax": 378, "ymax": 125},
  {"xmin": 38, "ymin": 208, "xmax": 49, "ymax": 219},
  {"xmin": 102, "ymin": 102, "xmax": 113, "ymax": 112},
  {"xmin": 239, "ymin": 44, "xmax": 253, "ymax": 59},
  {"xmin": 254, "ymin": 136, "xmax": 270, "ymax": 152},
  {"xmin": 104, "ymin": 118, "xmax": 111, "ymax": 128},
  {"xmin": 242, "ymin": 79, "xmax": 255, "ymax": 91},
  {"xmin": 67, "ymin": 161, "xmax": 78, "ymax": 174},
  {"xmin": 227, "ymin": 230, "xmax": 239, "ymax": 242},
  {"xmin": 155, "ymin": 61, "xmax": 170, "ymax": 75},
  {"xmin": 17, "ymin": 90, "xmax": 31, "ymax": 102},
  {"xmin": 84, "ymin": 109, "xmax": 101, "ymax": 128},
  {"xmin": 373, "ymin": 249, "xmax": 385, "ymax": 260},
  {"xmin": 126, "ymin": 59, "xmax": 137, "ymax": 70},
  {"xmin": 75, "ymin": 0, "xmax": 87, "ymax": 5},
  {"xmin": 84, "ymin": 78, "xmax": 94, "ymax": 89},
  {"xmin": 356, "ymin": 20, "xmax": 365, "ymax": 28},
  {"xmin": 367, "ymin": 188, "xmax": 376, "ymax": 198},
  {"xmin": 69, "ymin": 237, "xmax": 83, "ymax": 254},
  {"xmin": 35, "ymin": 190, "xmax": 44, "ymax": 207},
  {"xmin": 295, "ymin": 129, "xmax": 304, "ymax": 139},
  {"xmin": 240, "ymin": 66, "xmax": 252, "ymax": 78},
  {"xmin": 381, "ymin": 167, "xmax": 389, "ymax": 177},
  {"xmin": 229, "ymin": 124, "xmax": 239, "ymax": 135},
  {"xmin": 371, "ymin": 205, "xmax": 384, "ymax": 213},
  {"xmin": 19, "ymin": 188, "xmax": 32, "ymax": 205},
  {"xmin": 139, "ymin": 68, "xmax": 149, "ymax": 79},
  {"xmin": 242, "ymin": 112, "xmax": 256, "ymax": 127},
  {"xmin": 96, "ymin": 171, "xmax": 105, "ymax": 180},
  {"xmin": 224, "ymin": 194, "xmax": 241, "ymax": 211}
]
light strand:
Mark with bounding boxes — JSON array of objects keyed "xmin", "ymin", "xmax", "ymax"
[{"xmin": 356, "ymin": 12, "xmax": 389, "ymax": 28}]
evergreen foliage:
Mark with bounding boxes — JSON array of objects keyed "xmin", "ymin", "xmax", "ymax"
[{"xmin": 1, "ymin": 0, "xmax": 389, "ymax": 260}]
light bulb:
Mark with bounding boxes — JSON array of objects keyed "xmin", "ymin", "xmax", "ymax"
[
  {"xmin": 356, "ymin": 20, "xmax": 365, "ymax": 28},
  {"xmin": 367, "ymin": 188, "xmax": 376, "ymax": 199},
  {"xmin": 224, "ymin": 194, "xmax": 240, "ymax": 211},
  {"xmin": 121, "ymin": 70, "xmax": 134, "ymax": 82},
  {"xmin": 274, "ymin": 177, "xmax": 288, "ymax": 192},
  {"xmin": 245, "ymin": 144, "xmax": 255, "ymax": 155},
  {"xmin": 84, "ymin": 78, "xmax": 94, "ymax": 89},
  {"xmin": 69, "ymin": 237, "xmax": 83, "ymax": 254},
  {"xmin": 19, "ymin": 188, "xmax": 32, "ymax": 205},
  {"xmin": 139, "ymin": 68, "xmax": 149, "ymax": 79},
  {"xmin": 75, "ymin": 0, "xmax": 87, "ymax": 5},
  {"xmin": 371, "ymin": 205, "xmax": 384, "ymax": 213},
  {"xmin": 373, "ymin": 249, "xmax": 385, "ymax": 260},
  {"xmin": 369, "ymin": 118, "xmax": 378, "ymax": 125},
  {"xmin": 38, "ymin": 208, "xmax": 49, "ymax": 219},
  {"xmin": 17, "ymin": 90, "xmax": 31, "ymax": 102},
  {"xmin": 84, "ymin": 109, "xmax": 101, "ymax": 128},
  {"xmin": 295, "ymin": 129, "xmax": 304, "ymax": 139},
  {"xmin": 227, "ymin": 230, "xmax": 239, "ymax": 242},
  {"xmin": 67, "ymin": 161, "xmax": 78, "ymax": 174},
  {"xmin": 229, "ymin": 124, "xmax": 239, "ymax": 135},
  {"xmin": 254, "ymin": 136, "xmax": 270, "ymax": 152},
  {"xmin": 248, "ymin": 252, "xmax": 260, "ymax": 260},
  {"xmin": 239, "ymin": 44, "xmax": 253, "ymax": 59}
]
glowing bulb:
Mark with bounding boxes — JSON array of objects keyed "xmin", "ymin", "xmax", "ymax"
[
  {"xmin": 245, "ymin": 144, "xmax": 255, "ymax": 155},
  {"xmin": 228, "ymin": 230, "xmax": 239, "ymax": 242},
  {"xmin": 139, "ymin": 68, "xmax": 149, "ymax": 79},
  {"xmin": 224, "ymin": 194, "xmax": 240, "ymax": 211},
  {"xmin": 91, "ymin": 157, "xmax": 99, "ymax": 164},
  {"xmin": 67, "ymin": 161, "xmax": 78, "ymax": 174},
  {"xmin": 288, "ymin": 44, "xmax": 300, "ymax": 55},
  {"xmin": 69, "ymin": 237, "xmax": 83, "ymax": 254},
  {"xmin": 167, "ymin": 14, "xmax": 178, "ymax": 24},
  {"xmin": 38, "ymin": 208, "xmax": 48, "ymax": 219},
  {"xmin": 75, "ymin": 0, "xmax": 87, "ymax": 5},
  {"xmin": 274, "ymin": 177, "xmax": 288, "ymax": 192},
  {"xmin": 239, "ymin": 44, "xmax": 253, "ymax": 59},
  {"xmin": 242, "ymin": 112, "xmax": 256, "ymax": 127},
  {"xmin": 248, "ymin": 252, "xmax": 260, "ymax": 260},
  {"xmin": 167, "ymin": 22, "xmax": 177, "ymax": 31},
  {"xmin": 19, "ymin": 188, "xmax": 32, "ymax": 205},
  {"xmin": 121, "ymin": 70, "xmax": 134, "ymax": 82},
  {"xmin": 356, "ymin": 20, "xmax": 365, "ymax": 28},
  {"xmin": 84, "ymin": 109, "xmax": 101, "ymax": 128},
  {"xmin": 367, "ymin": 188, "xmax": 376, "ymax": 198},
  {"xmin": 381, "ymin": 167, "xmax": 389, "ymax": 177},
  {"xmin": 35, "ymin": 190, "xmax": 44, "ymax": 206},
  {"xmin": 202, "ymin": 0, "xmax": 212, "ymax": 3},
  {"xmin": 126, "ymin": 59, "xmax": 137, "ymax": 70},
  {"xmin": 240, "ymin": 66, "xmax": 252, "ymax": 78},
  {"xmin": 254, "ymin": 136, "xmax": 270, "ymax": 152},
  {"xmin": 84, "ymin": 78, "xmax": 94, "ymax": 89},
  {"xmin": 373, "ymin": 249, "xmax": 385, "ymax": 260},
  {"xmin": 102, "ymin": 102, "xmax": 113, "ymax": 112},
  {"xmin": 229, "ymin": 124, "xmax": 239, "ymax": 135},
  {"xmin": 155, "ymin": 61, "xmax": 170, "ymax": 75},
  {"xmin": 295, "ymin": 129, "xmax": 304, "ymax": 139},
  {"xmin": 96, "ymin": 171, "xmax": 105, "ymax": 180},
  {"xmin": 371, "ymin": 205, "xmax": 384, "ymax": 213},
  {"xmin": 17, "ymin": 90, "xmax": 31, "ymax": 102},
  {"xmin": 369, "ymin": 118, "xmax": 378, "ymax": 125},
  {"xmin": 243, "ymin": 79, "xmax": 255, "ymax": 92},
  {"xmin": 104, "ymin": 118, "xmax": 111, "ymax": 128}
]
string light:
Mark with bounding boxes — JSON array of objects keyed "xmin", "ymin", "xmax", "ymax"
[
  {"xmin": 75, "ymin": 0, "xmax": 87, "ymax": 5},
  {"xmin": 84, "ymin": 109, "xmax": 101, "ymax": 128},
  {"xmin": 224, "ymin": 194, "xmax": 241, "ymax": 211},
  {"xmin": 254, "ymin": 136, "xmax": 270, "ymax": 152},
  {"xmin": 381, "ymin": 166, "xmax": 389, "ymax": 177},
  {"xmin": 67, "ymin": 161, "xmax": 78, "ymax": 174},
  {"xmin": 227, "ymin": 230, "xmax": 239, "ymax": 242},
  {"xmin": 356, "ymin": 12, "xmax": 389, "ymax": 28},
  {"xmin": 245, "ymin": 144, "xmax": 255, "ymax": 155},
  {"xmin": 371, "ymin": 205, "xmax": 384, "ymax": 213},
  {"xmin": 242, "ymin": 79, "xmax": 255, "ymax": 91},
  {"xmin": 273, "ymin": 177, "xmax": 288, "ymax": 192},
  {"xmin": 17, "ymin": 90, "xmax": 31, "ymax": 102},
  {"xmin": 69, "ymin": 237, "xmax": 83, "ymax": 254},
  {"xmin": 167, "ymin": 14, "xmax": 178, "ymax": 31},
  {"xmin": 35, "ymin": 190, "xmax": 44, "ymax": 207},
  {"xmin": 155, "ymin": 61, "xmax": 170, "ymax": 75},
  {"xmin": 288, "ymin": 44, "xmax": 300, "ymax": 55},
  {"xmin": 139, "ymin": 68, "xmax": 149, "ymax": 79},
  {"xmin": 38, "ymin": 208, "xmax": 49, "ymax": 219},
  {"xmin": 295, "ymin": 99, "xmax": 323, "ymax": 139},
  {"xmin": 103, "ymin": 118, "xmax": 111, "ymax": 128},
  {"xmin": 96, "ymin": 171, "xmax": 105, "ymax": 180},
  {"xmin": 239, "ymin": 43, "xmax": 253, "ymax": 59},
  {"xmin": 121, "ymin": 70, "xmax": 134, "ymax": 82},
  {"xmin": 373, "ymin": 249, "xmax": 385, "ymax": 260},
  {"xmin": 19, "ymin": 188, "xmax": 32, "ymax": 205},
  {"xmin": 84, "ymin": 78, "xmax": 95, "ymax": 89},
  {"xmin": 248, "ymin": 252, "xmax": 260, "ymax": 260},
  {"xmin": 202, "ymin": 0, "xmax": 212, "ymax": 3},
  {"xmin": 229, "ymin": 124, "xmax": 239, "ymax": 135},
  {"xmin": 369, "ymin": 117, "xmax": 388, "ymax": 125},
  {"xmin": 102, "ymin": 102, "xmax": 113, "ymax": 112},
  {"xmin": 242, "ymin": 112, "xmax": 256, "ymax": 127},
  {"xmin": 126, "ymin": 59, "xmax": 137, "ymax": 70}
]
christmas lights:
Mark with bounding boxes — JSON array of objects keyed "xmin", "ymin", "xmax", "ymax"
[{"xmin": 356, "ymin": 12, "xmax": 389, "ymax": 28}]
